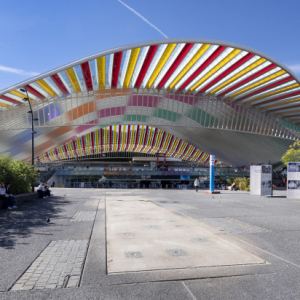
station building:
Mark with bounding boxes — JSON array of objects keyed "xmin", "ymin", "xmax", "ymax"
[{"xmin": 0, "ymin": 39, "xmax": 298, "ymax": 188}]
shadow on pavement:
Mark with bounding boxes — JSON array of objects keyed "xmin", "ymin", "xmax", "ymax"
[{"xmin": 0, "ymin": 196, "xmax": 71, "ymax": 250}]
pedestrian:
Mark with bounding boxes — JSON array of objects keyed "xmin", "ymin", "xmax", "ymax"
[
  {"xmin": 194, "ymin": 178, "xmax": 200, "ymax": 192},
  {"xmin": 5, "ymin": 183, "xmax": 17, "ymax": 208}
]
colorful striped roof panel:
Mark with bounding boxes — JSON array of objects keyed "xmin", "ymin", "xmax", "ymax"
[{"xmin": 1, "ymin": 38, "xmax": 299, "ymax": 121}]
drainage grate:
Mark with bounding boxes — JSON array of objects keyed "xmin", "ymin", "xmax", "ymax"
[
  {"xmin": 192, "ymin": 238, "xmax": 209, "ymax": 243},
  {"xmin": 118, "ymin": 232, "xmax": 134, "ymax": 237},
  {"xmin": 174, "ymin": 225, "xmax": 184, "ymax": 228},
  {"xmin": 166, "ymin": 249, "xmax": 187, "ymax": 256},
  {"xmin": 146, "ymin": 225, "xmax": 158, "ymax": 229},
  {"xmin": 125, "ymin": 251, "xmax": 143, "ymax": 258}
]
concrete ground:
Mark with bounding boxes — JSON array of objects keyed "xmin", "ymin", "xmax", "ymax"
[{"xmin": 1, "ymin": 188, "xmax": 300, "ymax": 299}]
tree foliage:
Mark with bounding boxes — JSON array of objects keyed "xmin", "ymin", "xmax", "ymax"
[
  {"xmin": 0, "ymin": 153, "xmax": 38, "ymax": 194},
  {"xmin": 282, "ymin": 142, "xmax": 300, "ymax": 166}
]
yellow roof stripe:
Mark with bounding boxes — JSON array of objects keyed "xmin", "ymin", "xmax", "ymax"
[
  {"xmin": 243, "ymin": 83, "xmax": 299, "ymax": 105},
  {"xmin": 0, "ymin": 102, "xmax": 11, "ymax": 108},
  {"xmin": 146, "ymin": 44, "xmax": 176, "ymax": 89},
  {"xmin": 169, "ymin": 44, "xmax": 210, "ymax": 90},
  {"xmin": 278, "ymin": 108, "xmax": 300, "ymax": 115},
  {"xmin": 123, "ymin": 48, "xmax": 140, "ymax": 88},
  {"xmin": 36, "ymin": 79, "xmax": 56, "ymax": 97},
  {"xmin": 230, "ymin": 70, "xmax": 286, "ymax": 100},
  {"xmin": 65, "ymin": 68, "xmax": 81, "ymax": 93},
  {"xmin": 97, "ymin": 57, "xmax": 105, "ymax": 89},
  {"xmin": 95, "ymin": 129, "xmax": 99, "ymax": 154},
  {"xmin": 266, "ymin": 98, "xmax": 300, "ymax": 110},
  {"xmin": 210, "ymin": 58, "xmax": 266, "ymax": 94},
  {"xmin": 191, "ymin": 49, "xmax": 242, "ymax": 91},
  {"xmin": 10, "ymin": 90, "xmax": 30, "ymax": 101},
  {"xmin": 114, "ymin": 125, "xmax": 117, "ymax": 152}
]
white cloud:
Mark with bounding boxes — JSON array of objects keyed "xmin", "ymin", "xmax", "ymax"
[
  {"xmin": 0, "ymin": 65, "xmax": 39, "ymax": 76},
  {"xmin": 117, "ymin": 0, "xmax": 168, "ymax": 38},
  {"xmin": 288, "ymin": 64, "xmax": 300, "ymax": 74}
]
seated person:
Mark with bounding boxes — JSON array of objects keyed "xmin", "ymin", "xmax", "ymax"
[
  {"xmin": 0, "ymin": 182, "xmax": 13, "ymax": 209},
  {"xmin": 231, "ymin": 182, "xmax": 238, "ymax": 191},
  {"xmin": 5, "ymin": 183, "xmax": 17, "ymax": 208},
  {"xmin": 44, "ymin": 184, "xmax": 51, "ymax": 197},
  {"xmin": 37, "ymin": 182, "xmax": 45, "ymax": 198}
]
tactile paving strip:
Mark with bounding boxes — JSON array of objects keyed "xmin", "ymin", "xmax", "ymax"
[{"xmin": 11, "ymin": 240, "xmax": 88, "ymax": 290}]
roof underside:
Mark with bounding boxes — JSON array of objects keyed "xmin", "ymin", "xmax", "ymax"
[
  {"xmin": 0, "ymin": 39, "xmax": 299, "ymax": 165},
  {"xmin": 1, "ymin": 39, "xmax": 300, "ymax": 121}
]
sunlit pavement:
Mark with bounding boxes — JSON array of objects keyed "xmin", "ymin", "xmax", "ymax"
[{"xmin": 1, "ymin": 188, "xmax": 300, "ymax": 299}]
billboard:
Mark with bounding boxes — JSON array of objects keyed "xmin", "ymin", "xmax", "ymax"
[
  {"xmin": 250, "ymin": 165, "xmax": 272, "ymax": 196},
  {"xmin": 287, "ymin": 162, "xmax": 300, "ymax": 199}
]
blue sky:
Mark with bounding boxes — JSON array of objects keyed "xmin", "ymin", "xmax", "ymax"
[{"xmin": 1, "ymin": 0, "xmax": 300, "ymax": 90}]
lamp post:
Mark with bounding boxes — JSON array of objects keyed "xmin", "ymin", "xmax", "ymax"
[{"xmin": 20, "ymin": 87, "xmax": 38, "ymax": 192}]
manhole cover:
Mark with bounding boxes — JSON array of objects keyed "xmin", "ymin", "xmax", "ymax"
[
  {"xmin": 166, "ymin": 249, "xmax": 187, "ymax": 256},
  {"xmin": 125, "ymin": 251, "xmax": 143, "ymax": 258}
]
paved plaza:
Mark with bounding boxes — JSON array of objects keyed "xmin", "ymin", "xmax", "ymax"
[{"xmin": 1, "ymin": 188, "xmax": 300, "ymax": 299}]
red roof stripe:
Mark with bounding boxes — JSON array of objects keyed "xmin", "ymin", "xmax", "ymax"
[
  {"xmin": 267, "ymin": 105, "xmax": 300, "ymax": 113},
  {"xmin": 25, "ymin": 85, "xmax": 45, "ymax": 99},
  {"xmin": 180, "ymin": 46, "xmax": 227, "ymax": 90},
  {"xmin": 219, "ymin": 64, "xmax": 277, "ymax": 96},
  {"xmin": 111, "ymin": 52, "xmax": 123, "ymax": 88},
  {"xmin": 80, "ymin": 62, "xmax": 93, "ymax": 92},
  {"xmin": 72, "ymin": 141, "xmax": 78, "ymax": 156},
  {"xmin": 158, "ymin": 43, "xmax": 194, "ymax": 89},
  {"xmin": 199, "ymin": 53, "xmax": 255, "ymax": 93},
  {"xmin": 234, "ymin": 77, "xmax": 294, "ymax": 102},
  {"xmin": 253, "ymin": 91, "xmax": 300, "ymax": 107},
  {"xmin": 50, "ymin": 74, "xmax": 69, "ymax": 95},
  {"xmin": 0, "ymin": 95, "xmax": 21, "ymax": 105},
  {"xmin": 135, "ymin": 45, "xmax": 158, "ymax": 88}
]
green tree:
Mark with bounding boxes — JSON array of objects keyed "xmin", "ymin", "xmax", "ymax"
[
  {"xmin": 0, "ymin": 153, "xmax": 38, "ymax": 194},
  {"xmin": 282, "ymin": 141, "xmax": 300, "ymax": 166}
]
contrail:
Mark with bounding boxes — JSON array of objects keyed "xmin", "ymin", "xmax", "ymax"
[{"xmin": 117, "ymin": 0, "xmax": 168, "ymax": 38}]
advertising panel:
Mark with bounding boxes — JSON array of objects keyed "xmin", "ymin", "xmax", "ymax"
[
  {"xmin": 287, "ymin": 162, "xmax": 300, "ymax": 199},
  {"xmin": 250, "ymin": 165, "xmax": 272, "ymax": 196}
]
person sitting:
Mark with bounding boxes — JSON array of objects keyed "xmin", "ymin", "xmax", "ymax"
[
  {"xmin": 5, "ymin": 183, "xmax": 17, "ymax": 209},
  {"xmin": 231, "ymin": 182, "xmax": 238, "ymax": 191},
  {"xmin": 44, "ymin": 184, "xmax": 51, "ymax": 197},
  {"xmin": 0, "ymin": 183, "xmax": 13, "ymax": 209},
  {"xmin": 37, "ymin": 182, "xmax": 45, "ymax": 198}
]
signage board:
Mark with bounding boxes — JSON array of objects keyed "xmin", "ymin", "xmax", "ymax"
[
  {"xmin": 250, "ymin": 165, "xmax": 272, "ymax": 196},
  {"xmin": 287, "ymin": 162, "xmax": 300, "ymax": 199}
]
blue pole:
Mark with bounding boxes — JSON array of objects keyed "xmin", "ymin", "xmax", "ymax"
[{"xmin": 210, "ymin": 155, "xmax": 215, "ymax": 192}]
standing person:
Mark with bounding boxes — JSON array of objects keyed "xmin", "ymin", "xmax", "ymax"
[
  {"xmin": 5, "ymin": 183, "xmax": 17, "ymax": 208},
  {"xmin": 194, "ymin": 178, "xmax": 200, "ymax": 192}
]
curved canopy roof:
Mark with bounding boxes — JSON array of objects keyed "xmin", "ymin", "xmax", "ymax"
[
  {"xmin": 0, "ymin": 38, "xmax": 300, "ymax": 121},
  {"xmin": 36, "ymin": 125, "xmax": 210, "ymax": 163}
]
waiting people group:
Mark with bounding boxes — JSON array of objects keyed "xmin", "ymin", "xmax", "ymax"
[
  {"xmin": 0, "ymin": 183, "xmax": 17, "ymax": 210},
  {"xmin": 37, "ymin": 183, "xmax": 52, "ymax": 198}
]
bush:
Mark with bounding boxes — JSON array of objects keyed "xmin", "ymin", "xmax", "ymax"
[
  {"xmin": 0, "ymin": 153, "xmax": 38, "ymax": 194},
  {"xmin": 227, "ymin": 177, "xmax": 250, "ymax": 191}
]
